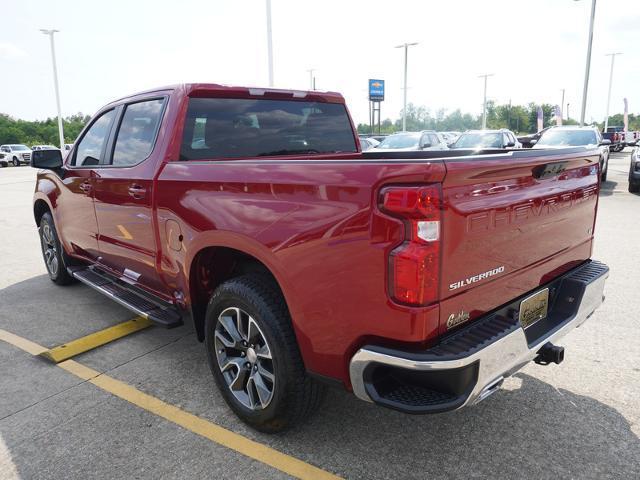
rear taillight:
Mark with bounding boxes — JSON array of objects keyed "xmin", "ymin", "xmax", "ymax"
[{"xmin": 380, "ymin": 185, "xmax": 442, "ymax": 306}]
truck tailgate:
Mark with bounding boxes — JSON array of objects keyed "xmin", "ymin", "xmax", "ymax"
[{"xmin": 438, "ymin": 148, "xmax": 600, "ymax": 334}]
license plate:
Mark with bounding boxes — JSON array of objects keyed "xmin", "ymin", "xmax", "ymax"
[{"xmin": 519, "ymin": 288, "xmax": 549, "ymax": 329}]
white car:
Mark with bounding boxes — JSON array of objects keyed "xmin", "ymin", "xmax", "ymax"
[
  {"xmin": 374, "ymin": 130, "xmax": 449, "ymax": 152},
  {"xmin": 0, "ymin": 144, "xmax": 32, "ymax": 166},
  {"xmin": 359, "ymin": 136, "xmax": 380, "ymax": 151},
  {"xmin": 32, "ymin": 145, "xmax": 58, "ymax": 151}
]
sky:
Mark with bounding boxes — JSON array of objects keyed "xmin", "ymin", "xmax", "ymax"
[{"xmin": 1, "ymin": 0, "xmax": 638, "ymax": 127}]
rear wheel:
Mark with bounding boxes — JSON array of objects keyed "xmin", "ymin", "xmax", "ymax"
[
  {"xmin": 39, "ymin": 212, "xmax": 75, "ymax": 285},
  {"xmin": 204, "ymin": 274, "xmax": 326, "ymax": 432},
  {"xmin": 600, "ymin": 156, "xmax": 608, "ymax": 182}
]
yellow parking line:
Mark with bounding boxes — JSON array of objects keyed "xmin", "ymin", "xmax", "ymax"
[
  {"xmin": 0, "ymin": 329, "xmax": 342, "ymax": 480},
  {"xmin": 40, "ymin": 316, "xmax": 152, "ymax": 363}
]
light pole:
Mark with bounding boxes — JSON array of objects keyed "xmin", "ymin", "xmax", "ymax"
[
  {"xmin": 575, "ymin": 0, "xmax": 596, "ymax": 126},
  {"xmin": 478, "ymin": 73, "xmax": 494, "ymax": 130},
  {"xmin": 560, "ymin": 88, "xmax": 565, "ymax": 119},
  {"xmin": 40, "ymin": 29, "xmax": 64, "ymax": 149},
  {"xmin": 306, "ymin": 68, "xmax": 315, "ymax": 90},
  {"xmin": 567, "ymin": 103, "xmax": 570, "ymax": 120},
  {"xmin": 265, "ymin": 0, "xmax": 274, "ymax": 87},
  {"xmin": 603, "ymin": 52, "xmax": 622, "ymax": 130},
  {"xmin": 395, "ymin": 42, "xmax": 418, "ymax": 131}
]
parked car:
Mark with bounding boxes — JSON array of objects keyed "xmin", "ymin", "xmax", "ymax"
[
  {"xmin": 532, "ymin": 126, "xmax": 610, "ymax": 181},
  {"xmin": 602, "ymin": 126, "xmax": 626, "ymax": 152},
  {"xmin": 518, "ymin": 127, "xmax": 552, "ymax": 148},
  {"xmin": 32, "ymin": 145, "xmax": 58, "ymax": 151},
  {"xmin": 0, "ymin": 144, "xmax": 32, "ymax": 166},
  {"xmin": 440, "ymin": 131, "xmax": 460, "ymax": 144},
  {"xmin": 629, "ymin": 146, "xmax": 640, "ymax": 193},
  {"xmin": 623, "ymin": 130, "xmax": 639, "ymax": 147},
  {"xmin": 0, "ymin": 152, "xmax": 7, "ymax": 167},
  {"xmin": 358, "ymin": 136, "xmax": 379, "ymax": 151},
  {"xmin": 450, "ymin": 129, "xmax": 522, "ymax": 149},
  {"xmin": 31, "ymin": 83, "xmax": 608, "ymax": 432},
  {"xmin": 375, "ymin": 130, "xmax": 448, "ymax": 151}
]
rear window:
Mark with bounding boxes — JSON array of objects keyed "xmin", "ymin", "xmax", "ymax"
[{"xmin": 180, "ymin": 98, "xmax": 357, "ymax": 160}]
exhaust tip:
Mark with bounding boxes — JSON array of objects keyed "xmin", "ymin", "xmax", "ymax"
[{"xmin": 535, "ymin": 342, "xmax": 565, "ymax": 365}]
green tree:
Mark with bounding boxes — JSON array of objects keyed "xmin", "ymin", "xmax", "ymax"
[{"xmin": 0, "ymin": 113, "xmax": 90, "ymax": 146}]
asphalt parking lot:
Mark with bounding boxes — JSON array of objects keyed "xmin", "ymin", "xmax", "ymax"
[{"xmin": 0, "ymin": 151, "xmax": 639, "ymax": 480}]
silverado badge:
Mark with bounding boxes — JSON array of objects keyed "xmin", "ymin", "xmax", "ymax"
[{"xmin": 447, "ymin": 310, "xmax": 470, "ymax": 330}]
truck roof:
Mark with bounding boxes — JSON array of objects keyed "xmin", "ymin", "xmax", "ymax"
[{"xmin": 106, "ymin": 83, "xmax": 346, "ymax": 107}]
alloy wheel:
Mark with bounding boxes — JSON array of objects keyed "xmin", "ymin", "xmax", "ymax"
[
  {"xmin": 40, "ymin": 223, "xmax": 59, "ymax": 276},
  {"xmin": 214, "ymin": 307, "xmax": 275, "ymax": 410}
]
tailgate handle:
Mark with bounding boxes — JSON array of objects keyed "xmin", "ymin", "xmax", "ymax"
[{"xmin": 533, "ymin": 162, "xmax": 568, "ymax": 179}]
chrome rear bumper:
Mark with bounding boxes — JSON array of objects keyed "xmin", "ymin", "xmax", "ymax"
[{"xmin": 349, "ymin": 260, "xmax": 609, "ymax": 413}]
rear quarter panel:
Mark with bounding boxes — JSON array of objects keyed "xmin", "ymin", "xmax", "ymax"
[{"xmin": 156, "ymin": 157, "xmax": 446, "ymax": 383}]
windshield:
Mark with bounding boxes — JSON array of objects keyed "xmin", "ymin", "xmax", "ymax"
[
  {"xmin": 376, "ymin": 133, "xmax": 421, "ymax": 149},
  {"xmin": 10, "ymin": 145, "xmax": 29, "ymax": 151},
  {"xmin": 537, "ymin": 130, "xmax": 598, "ymax": 147},
  {"xmin": 453, "ymin": 133, "xmax": 502, "ymax": 149}
]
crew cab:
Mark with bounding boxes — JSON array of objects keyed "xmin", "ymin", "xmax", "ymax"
[{"xmin": 31, "ymin": 84, "xmax": 608, "ymax": 432}]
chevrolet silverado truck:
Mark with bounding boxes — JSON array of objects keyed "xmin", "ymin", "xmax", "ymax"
[{"xmin": 31, "ymin": 84, "xmax": 609, "ymax": 432}]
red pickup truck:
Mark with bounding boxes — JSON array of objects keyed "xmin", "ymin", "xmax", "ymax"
[{"xmin": 31, "ymin": 84, "xmax": 608, "ymax": 432}]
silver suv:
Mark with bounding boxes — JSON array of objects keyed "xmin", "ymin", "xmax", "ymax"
[
  {"xmin": 532, "ymin": 126, "xmax": 610, "ymax": 181},
  {"xmin": 0, "ymin": 144, "xmax": 32, "ymax": 166}
]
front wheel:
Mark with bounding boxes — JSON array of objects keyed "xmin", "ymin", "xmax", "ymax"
[
  {"xmin": 204, "ymin": 274, "xmax": 325, "ymax": 432},
  {"xmin": 12, "ymin": 157, "xmax": 20, "ymax": 167},
  {"xmin": 39, "ymin": 212, "xmax": 75, "ymax": 285}
]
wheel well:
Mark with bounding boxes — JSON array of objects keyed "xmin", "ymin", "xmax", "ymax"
[
  {"xmin": 34, "ymin": 200, "xmax": 50, "ymax": 227},
  {"xmin": 189, "ymin": 247, "xmax": 283, "ymax": 341}
]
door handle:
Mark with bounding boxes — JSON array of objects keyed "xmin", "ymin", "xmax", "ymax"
[
  {"xmin": 79, "ymin": 181, "xmax": 92, "ymax": 194},
  {"xmin": 128, "ymin": 184, "xmax": 146, "ymax": 199}
]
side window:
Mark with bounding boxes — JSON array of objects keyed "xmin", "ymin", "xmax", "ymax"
[
  {"xmin": 112, "ymin": 98, "xmax": 165, "ymax": 166},
  {"xmin": 429, "ymin": 134, "xmax": 440, "ymax": 145},
  {"xmin": 73, "ymin": 110, "xmax": 116, "ymax": 167},
  {"xmin": 503, "ymin": 133, "xmax": 511, "ymax": 146}
]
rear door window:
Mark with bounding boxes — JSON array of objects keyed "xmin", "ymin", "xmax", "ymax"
[
  {"xmin": 112, "ymin": 98, "xmax": 165, "ymax": 166},
  {"xmin": 180, "ymin": 98, "xmax": 357, "ymax": 160}
]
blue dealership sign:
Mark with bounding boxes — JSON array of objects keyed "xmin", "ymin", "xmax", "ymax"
[{"xmin": 369, "ymin": 79, "xmax": 385, "ymax": 101}]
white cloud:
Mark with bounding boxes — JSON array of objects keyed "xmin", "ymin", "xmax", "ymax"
[{"xmin": 0, "ymin": 43, "xmax": 27, "ymax": 61}]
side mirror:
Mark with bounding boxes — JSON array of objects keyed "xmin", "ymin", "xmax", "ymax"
[
  {"xmin": 505, "ymin": 142, "xmax": 516, "ymax": 148},
  {"xmin": 530, "ymin": 139, "xmax": 538, "ymax": 146},
  {"xmin": 600, "ymin": 139, "xmax": 611, "ymax": 146},
  {"xmin": 31, "ymin": 149, "xmax": 63, "ymax": 169}
]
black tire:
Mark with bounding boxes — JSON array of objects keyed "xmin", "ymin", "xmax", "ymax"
[
  {"xmin": 12, "ymin": 156, "xmax": 20, "ymax": 167},
  {"xmin": 0, "ymin": 161, "xmax": 7, "ymax": 168},
  {"xmin": 601, "ymin": 168, "xmax": 607, "ymax": 182},
  {"xmin": 39, "ymin": 212, "xmax": 75, "ymax": 285},
  {"xmin": 629, "ymin": 181, "xmax": 640, "ymax": 193},
  {"xmin": 204, "ymin": 274, "xmax": 326, "ymax": 432}
]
